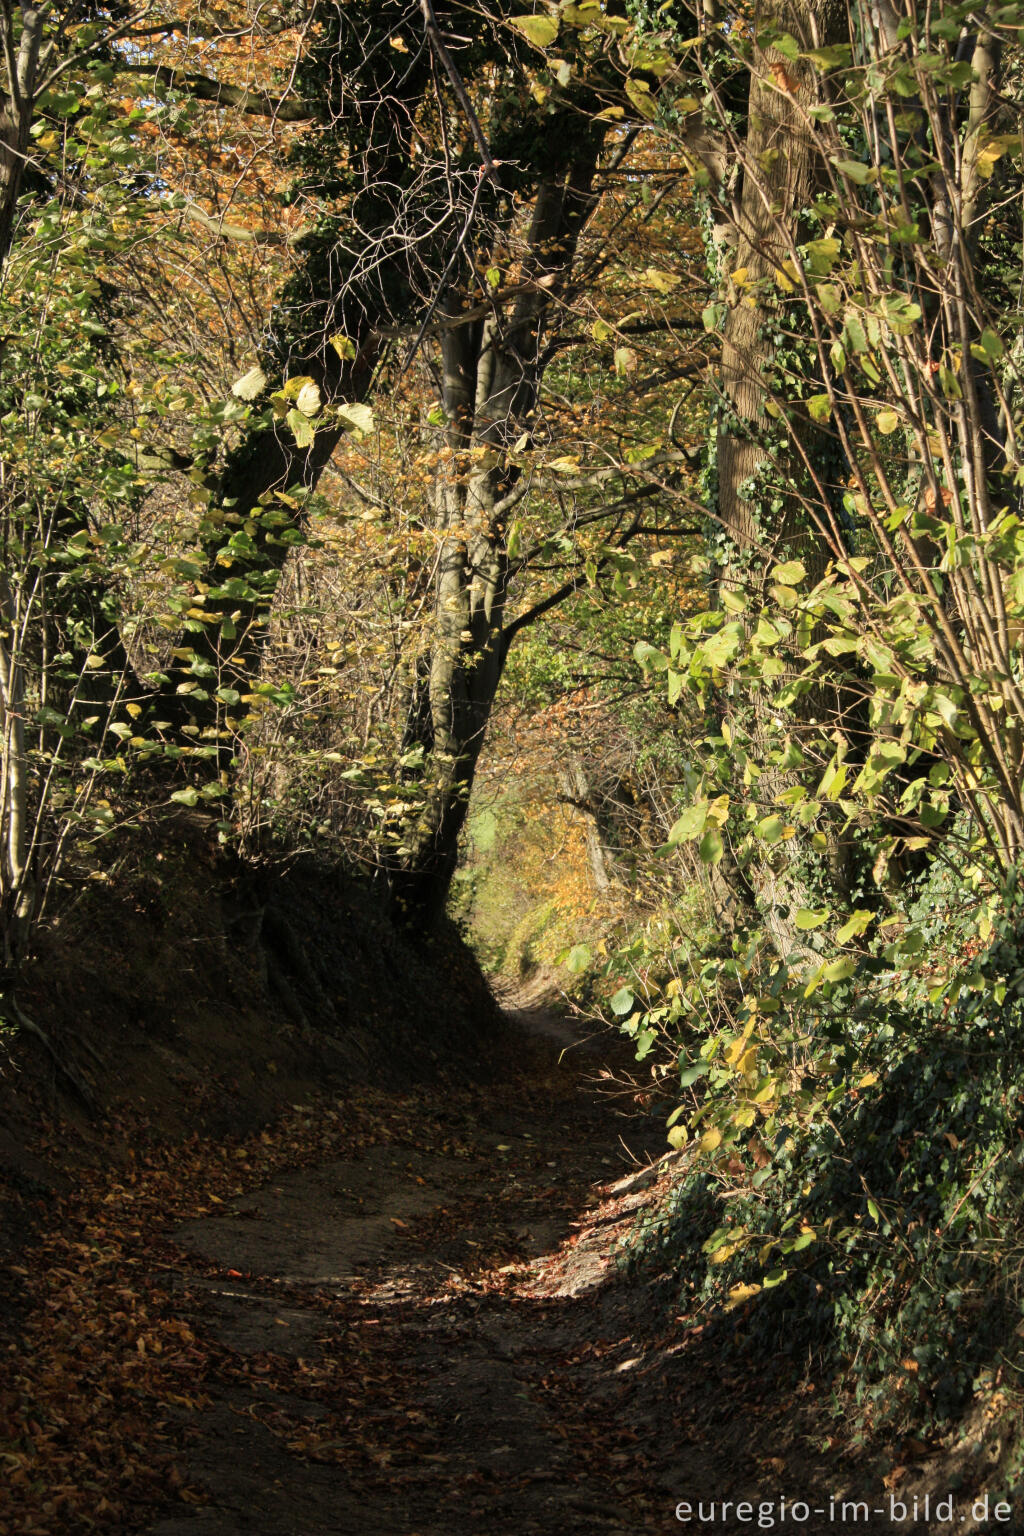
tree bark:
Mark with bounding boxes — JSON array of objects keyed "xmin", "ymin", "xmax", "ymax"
[
  {"xmin": 386, "ymin": 131, "xmax": 607, "ymax": 924},
  {"xmin": 711, "ymin": 0, "xmax": 849, "ymax": 952}
]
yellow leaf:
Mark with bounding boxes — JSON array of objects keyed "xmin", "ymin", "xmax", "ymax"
[
  {"xmin": 724, "ymin": 1035, "xmax": 748, "ymax": 1067},
  {"xmin": 725, "ymin": 1282, "xmax": 761, "ymax": 1311},
  {"xmin": 700, "ymin": 1126, "xmax": 722, "ymax": 1152},
  {"xmin": 643, "ymin": 267, "xmax": 681, "ymax": 293},
  {"xmin": 509, "ymin": 15, "xmax": 559, "ymax": 47}
]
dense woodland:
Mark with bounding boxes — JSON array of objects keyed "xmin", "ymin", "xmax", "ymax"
[{"xmin": 5, "ymin": 0, "xmax": 1024, "ymax": 1522}]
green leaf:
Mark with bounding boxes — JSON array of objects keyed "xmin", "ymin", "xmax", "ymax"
[
  {"xmin": 823, "ymin": 956, "xmax": 857, "ymax": 982},
  {"xmin": 699, "ymin": 824, "xmax": 724, "ymax": 866},
  {"xmin": 807, "ymin": 394, "xmax": 831, "ymax": 422},
  {"xmin": 835, "ymin": 909, "xmax": 874, "ymax": 943},
  {"xmin": 755, "ymin": 814, "xmax": 789, "ymax": 844},
  {"xmin": 170, "ymin": 788, "xmax": 199, "ymax": 806},
  {"xmin": 701, "ymin": 621, "xmax": 744, "ymax": 669},
  {"xmin": 833, "ymin": 157, "xmax": 873, "ymax": 184},
  {"xmin": 883, "ymin": 293, "xmax": 922, "ymax": 334},
  {"xmin": 978, "ymin": 326, "xmax": 1004, "ymax": 363},
  {"xmin": 566, "ymin": 943, "xmax": 592, "ymax": 974},
  {"xmin": 938, "ymin": 364, "xmax": 962, "ymax": 400},
  {"xmin": 794, "ymin": 907, "xmax": 830, "ymax": 929},
  {"xmin": 337, "ymin": 402, "xmax": 374, "ymax": 434},
  {"xmin": 805, "ymin": 236, "xmax": 841, "ymax": 274},
  {"xmin": 669, "ymin": 803, "xmax": 708, "ymax": 843},
  {"xmin": 802, "ymin": 44, "xmax": 852, "ymax": 68},
  {"xmin": 509, "ymin": 15, "xmax": 559, "ymax": 46},
  {"xmin": 843, "ymin": 315, "xmax": 868, "ymax": 354},
  {"xmin": 771, "ymin": 559, "xmax": 807, "ymax": 586},
  {"xmin": 286, "ymin": 408, "xmax": 315, "ymax": 448},
  {"xmin": 610, "ymin": 986, "xmax": 635, "ymax": 1015},
  {"xmin": 634, "ymin": 640, "xmax": 669, "ymax": 671},
  {"xmin": 625, "ymin": 77, "xmax": 657, "ymax": 119}
]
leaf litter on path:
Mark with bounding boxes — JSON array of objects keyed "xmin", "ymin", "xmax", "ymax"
[{"xmin": 1, "ymin": 1010, "xmax": 920, "ymax": 1535}]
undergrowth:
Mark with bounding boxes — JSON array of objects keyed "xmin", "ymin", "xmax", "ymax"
[{"xmin": 622, "ymin": 947, "xmax": 1024, "ymax": 1439}]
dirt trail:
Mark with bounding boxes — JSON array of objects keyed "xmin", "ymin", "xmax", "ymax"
[{"xmin": 138, "ymin": 1008, "xmax": 912, "ymax": 1536}]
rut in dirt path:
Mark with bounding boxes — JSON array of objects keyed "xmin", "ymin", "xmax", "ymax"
[{"xmin": 140, "ymin": 1008, "xmax": 909, "ymax": 1536}]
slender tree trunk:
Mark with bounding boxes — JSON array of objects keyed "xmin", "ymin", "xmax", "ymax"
[
  {"xmin": 387, "ymin": 134, "xmax": 606, "ymax": 924},
  {"xmin": 711, "ymin": 0, "xmax": 849, "ymax": 951},
  {"xmin": 0, "ymin": 4, "xmax": 42, "ymax": 273}
]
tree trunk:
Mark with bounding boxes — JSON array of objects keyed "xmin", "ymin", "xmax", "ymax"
[
  {"xmin": 386, "ymin": 133, "xmax": 606, "ymax": 924},
  {"xmin": 711, "ymin": 0, "xmax": 849, "ymax": 952}
]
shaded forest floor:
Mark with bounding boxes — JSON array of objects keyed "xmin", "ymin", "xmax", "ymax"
[{"xmin": 1, "ymin": 1002, "xmax": 1007, "ymax": 1535}]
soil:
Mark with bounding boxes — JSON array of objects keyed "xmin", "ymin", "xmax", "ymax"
[
  {"xmin": 3, "ymin": 987, "xmax": 1010, "ymax": 1536},
  {"xmin": 113, "ymin": 1005, "xmax": 957, "ymax": 1536}
]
